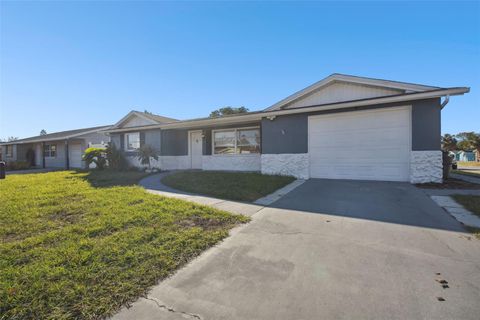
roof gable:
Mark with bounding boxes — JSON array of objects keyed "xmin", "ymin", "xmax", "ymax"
[
  {"xmin": 112, "ymin": 111, "xmax": 178, "ymax": 129},
  {"xmin": 265, "ymin": 74, "xmax": 441, "ymax": 111}
]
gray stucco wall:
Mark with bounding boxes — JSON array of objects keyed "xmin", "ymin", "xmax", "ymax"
[
  {"xmin": 145, "ymin": 130, "xmax": 161, "ymax": 152},
  {"xmin": 261, "ymin": 114, "xmax": 308, "ymax": 154},
  {"xmin": 261, "ymin": 98, "xmax": 442, "ymax": 154},
  {"xmin": 109, "ymin": 130, "xmax": 161, "ymax": 156},
  {"xmin": 44, "ymin": 141, "xmax": 67, "ymax": 168},
  {"xmin": 110, "ymin": 134, "xmax": 121, "ymax": 149},
  {"xmin": 161, "ymin": 129, "xmax": 188, "ymax": 156},
  {"xmin": 411, "ymin": 98, "xmax": 441, "ymax": 151}
]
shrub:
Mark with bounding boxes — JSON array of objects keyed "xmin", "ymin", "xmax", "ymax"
[
  {"xmin": 137, "ymin": 145, "xmax": 159, "ymax": 170},
  {"xmin": 83, "ymin": 147, "xmax": 107, "ymax": 170},
  {"xmin": 105, "ymin": 143, "xmax": 129, "ymax": 170},
  {"xmin": 6, "ymin": 161, "xmax": 30, "ymax": 171}
]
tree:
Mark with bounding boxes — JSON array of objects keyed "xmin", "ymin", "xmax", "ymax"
[
  {"xmin": 209, "ymin": 106, "xmax": 249, "ymax": 118},
  {"xmin": 7, "ymin": 137, "xmax": 18, "ymax": 142},
  {"xmin": 456, "ymin": 132, "xmax": 480, "ymax": 153},
  {"xmin": 441, "ymin": 134, "xmax": 458, "ymax": 151},
  {"xmin": 40, "ymin": 129, "xmax": 47, "ymax": 136},
  {"xmin": 136, "ymin": 145, "xmax": 159, "ymax": 171}
]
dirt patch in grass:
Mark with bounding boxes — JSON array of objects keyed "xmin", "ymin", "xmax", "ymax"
[
  {"xmin": 0, "ymin": 171, "xmax": 249, "ymax": 319},
  {"xmin": 162, "ymin": 171, "xmax": 296, "ymax": 202},
  {"xmin": 416, "ymin": 178, "xmax": 480, "ymax": 190}
]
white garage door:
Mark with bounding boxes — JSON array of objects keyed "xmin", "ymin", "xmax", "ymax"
[
  {"xmin": 308, "ymin": 106, "xmax": 411, "ymax": 182},
  {"xmin": 69, "ymin": 143, "xmax": 83, "ymax": 168}
]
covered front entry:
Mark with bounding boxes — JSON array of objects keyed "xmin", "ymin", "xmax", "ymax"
[{"xmin": 308, "ymin": 106, "xmax": 411, "ymax": 182}]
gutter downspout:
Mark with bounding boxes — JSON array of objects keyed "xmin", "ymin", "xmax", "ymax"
[{"xmin": 441, "ymin": 95, "xmax": 450, "ymax": 109}]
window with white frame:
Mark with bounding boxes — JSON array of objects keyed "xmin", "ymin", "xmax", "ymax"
[
  {"xmin": 125, "ymin": 132, "xmax": 140, "ymax": 151},
  {"xmin": 5, "ymin": 145, "xmax": 13, "ymax": 157},
  {"xmin": 213, "ymin": 128, "xmax": 260, "ymax": 155},
  {"xmin": 43, "ymin": 144, "xmax": 57, "ymax": 158}
]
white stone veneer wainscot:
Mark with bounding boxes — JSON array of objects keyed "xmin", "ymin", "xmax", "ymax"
[
  {"xmin": 410, "ymin": 150, "xmax": 443, "ymax": 183},
  {"xmin": 161, "ymin": 156, "xmax": 190, "ymax": 170},
  {"xmin": 202, "ymin": 155, "xmax": 261, "ymax": 171},
  {"xmin": 261, "ymin": 153, "xmax": 309, "ymax": 179},
  {"xmin": 126, "ymin": 156, "xmax": 189, "ymax": 170}
]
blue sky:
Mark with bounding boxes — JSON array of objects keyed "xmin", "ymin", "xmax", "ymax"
[{"xmin": 0, "ymin": 1, "xmax": 478, "ymax": 139}]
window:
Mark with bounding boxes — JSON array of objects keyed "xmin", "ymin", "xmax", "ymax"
[
  {"xmin": 5, "ymin": 145, "xmax": 12, "ymax": 157},
  {"xmin": 43, "ymin": 144, "xmax": 57, "ymax": 158},
  {"xmin": 125, "ymin": 132, "xmax": 140, "ymax": 151},
  {"xmin": 213, "ymin": 128, "xmax": 260, "ymax": 155}
]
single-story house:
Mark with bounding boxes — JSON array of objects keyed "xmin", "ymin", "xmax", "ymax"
[
  {"xmin": 0, "ymin": 126, "xmax": 111, "ymax": 169},
  {"xmin": 105, "ymin": 74, "xmax": 469, "ymax": 183},
  {"xmin": 451, "ymin": 150, "xmax": 478, "ymax": 162}
]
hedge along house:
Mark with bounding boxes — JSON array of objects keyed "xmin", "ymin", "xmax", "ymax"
[
  {"xmin": 0, "ymin": 126, "xmax": 111, "ymax": 169},
  {"xmin": 105, "ymin": 74, "xmax": 469, "ymax": 183}
]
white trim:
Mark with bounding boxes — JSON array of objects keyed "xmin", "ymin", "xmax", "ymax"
[
  {"xmin": 2, "ymin": 126, "xmax": 111, "ymax": 145},
  {"xmin": 124, "ymin": 132, "xmax": 140, "ymax": 152},
  {"xmin": 43, "ymin": 143, "xmax": 58, "ymax": 159},
  {"xmin": 211, "ymin": 126, "xmax": 260, "ymax": 156},
  {"xmin": 188, "ymin": 130, "xmax": 203, "ymax": 169},
  {"xmin": 111, "ymin": 111, "xmax": 158, "ymax": 129},
  {"xmin": 264, "ymin": 74, "xmax": 441, "ymax": 111},
  {"xmin": 103, "ymin": 87, "xmax": 469, "ymax": 134}
]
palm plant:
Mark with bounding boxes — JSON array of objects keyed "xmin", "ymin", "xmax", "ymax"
[{"xmin": 136, "ymin": 145, "xmax": 159, "ymax": 171}]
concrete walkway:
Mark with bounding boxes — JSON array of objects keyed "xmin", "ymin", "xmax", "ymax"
[
  {"xmin": 431, "ymin": 195, "xmax": 480, "ymax": 228},
  {"xmin": 139, "ymin": 172, "xmax": 264, "ymax": 217},
  {"xmin": 112, "ymin": 178, "xmax": 480, "ymax": 320}
]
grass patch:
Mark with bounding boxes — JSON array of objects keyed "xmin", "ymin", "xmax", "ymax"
[
  {"xmin": 452, "ymin": 169, "xmax": 480, "ymax": 178},
  {"xmin": 70, "ymin": 169, "xmax": 150, "ymax": 187},
  {"xmin": 416, "ymin": 178, "xmax": 480, "ymax": 190},
  {"xmin": 162, "ymin": 171, "xmax": 295, "ymax": 202},
  {"xmin": 0, "ymin": 171, "xmax": 248, "ymax": 319},
  {"xmin": 458, "ymin": 161, "xmax": 480, "ymax": 167},
  {"xmin": 465, "ymin": 226, "xmax": 480, "ymax": 240},
  {"xmin": 452, "ymin": 195, "xmax": 480, "ymax": 218}
]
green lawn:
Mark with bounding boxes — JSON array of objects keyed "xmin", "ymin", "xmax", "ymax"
[
  {"xmin": 452, "ymin": 195, "xmax": 480, "ymax": 218},
  {"xmin": 457, "ymin": 161, "xmax": 480, "ymax": 167},
  {"xmin": 161, "ymin": 171, "xmax": 296, "ymax": 202},
  {"xmin": 452, "ymin": 169, "xmax": 480, "ymax": 178},
  {"xmin": 0, "ymin": 171, "xmax": 248, "ymax": 319}
]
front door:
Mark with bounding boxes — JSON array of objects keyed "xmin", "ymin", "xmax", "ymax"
[{"xmin": 190, "ymin": 131, "xmax": 203, "ymax": 169}]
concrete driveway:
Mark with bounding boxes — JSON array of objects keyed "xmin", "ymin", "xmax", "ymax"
[{"xmin": 113, "ymin": 179, "xmax": 480, "ymax": 320}]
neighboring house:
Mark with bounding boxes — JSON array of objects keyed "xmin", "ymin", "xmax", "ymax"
[
  {"xmin": 105, "ymin": 73, "xmax": 469, "ymax": 183},
  {"xmin": 0, "ymin": 126, "xmax": 111, "ymax": 169},
  {"xmin": 451, "ymin": 150, "xmax": 477, "ymax": 162}
]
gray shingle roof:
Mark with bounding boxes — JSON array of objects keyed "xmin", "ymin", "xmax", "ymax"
[{"xmin": 1, "ymin": 125, "xmax": 111, "ymax": 145}]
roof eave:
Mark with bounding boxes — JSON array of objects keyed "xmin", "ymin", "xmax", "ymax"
[
  {"xmin": 0, "ymin": 126, "xmax": 112, "ymax": 146},
  {"xmin": 103, "ymin": 87, "xmax": 468, "ymax": 134}
]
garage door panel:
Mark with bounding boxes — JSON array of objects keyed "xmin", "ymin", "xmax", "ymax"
[{"xmin": 308, "ymin": 107, "xmax": 410, "ymax": 182}]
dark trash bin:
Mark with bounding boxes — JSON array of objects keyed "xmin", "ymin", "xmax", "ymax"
[{"xmin": 0, "ymin": 162, "xmax": 5, "ymax": 179}]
